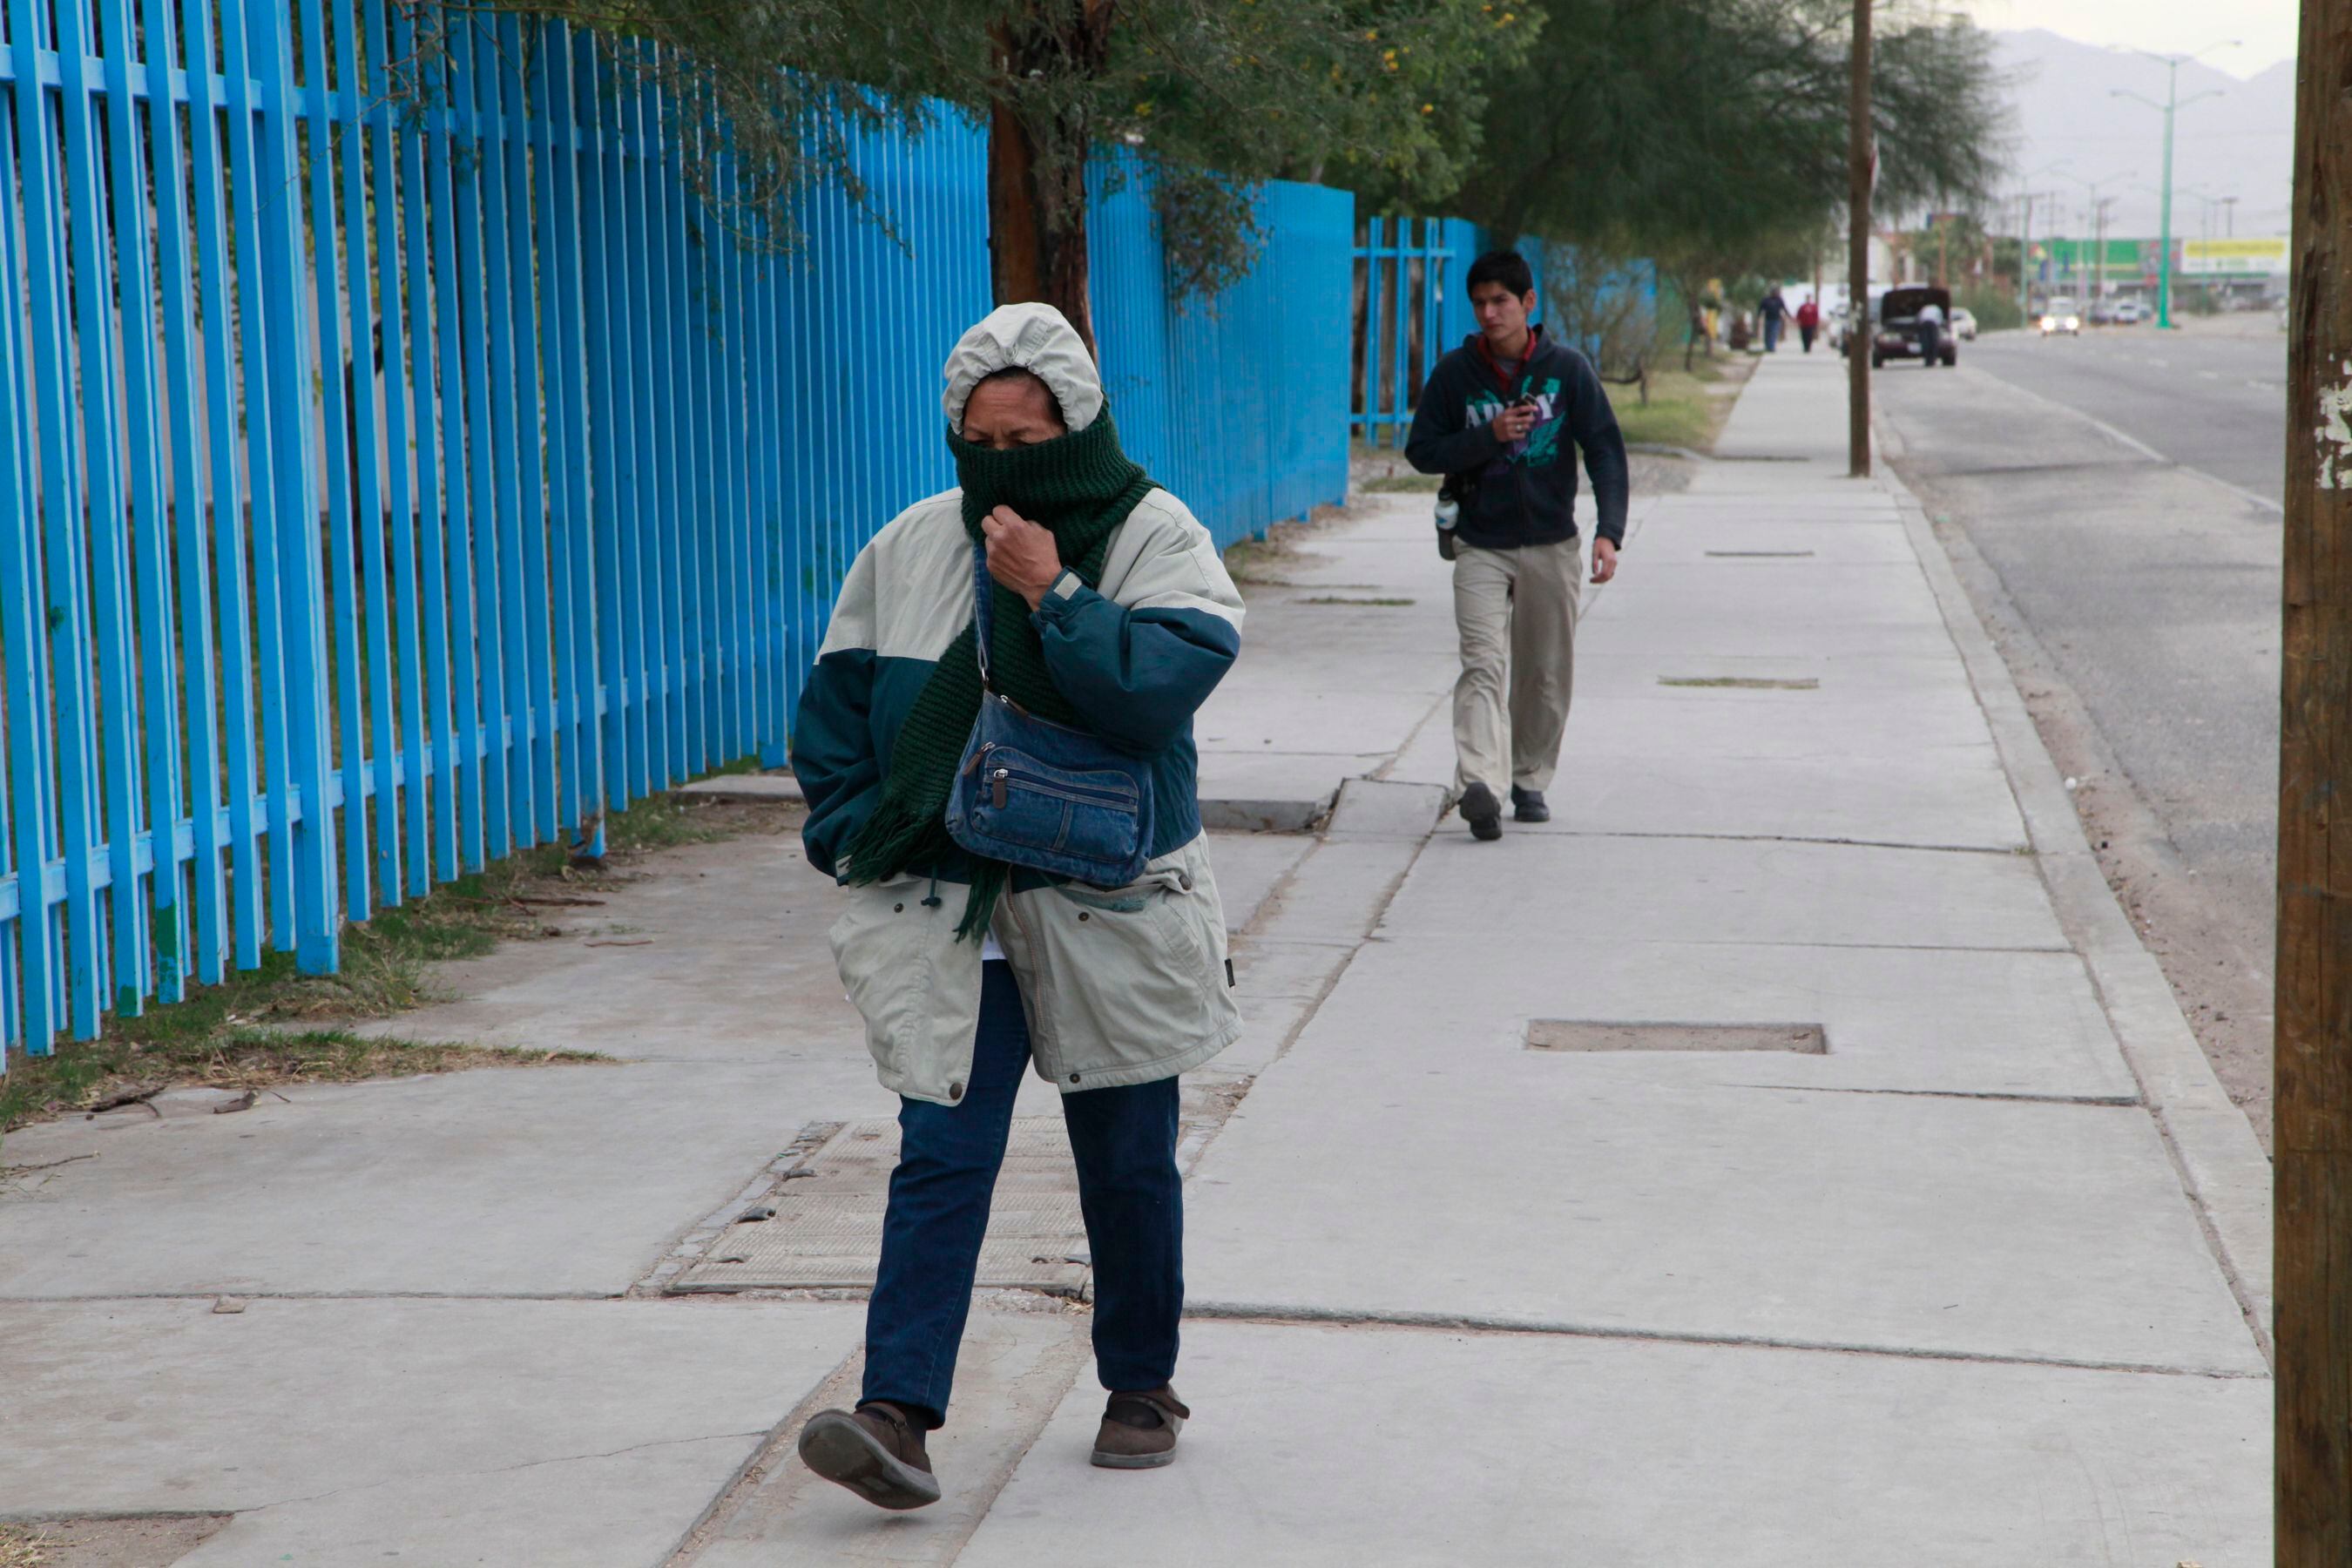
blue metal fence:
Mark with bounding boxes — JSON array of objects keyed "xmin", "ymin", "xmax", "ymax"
[{"xmin": 0, "ymin": 4, "xmax": 1350, "ymax": 1062}]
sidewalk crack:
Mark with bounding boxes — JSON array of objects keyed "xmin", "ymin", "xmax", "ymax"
[{"xmin": 242, "ymin": 1431, "xmax": 768, "ymax": 1514}]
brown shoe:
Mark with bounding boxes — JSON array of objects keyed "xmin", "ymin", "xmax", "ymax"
[
  {"xmin": 1090, "ymin": 1386, "xmax": 1190, "ymax": 1470},
  {"xmin": 798, "ymin": 1401, "xmax": 942, "ymax": 1510}
]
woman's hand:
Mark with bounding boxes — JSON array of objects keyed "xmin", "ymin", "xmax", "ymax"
[{"xmin": 982, "ymin": 505, "xmax": 1063, "ymax": 609}]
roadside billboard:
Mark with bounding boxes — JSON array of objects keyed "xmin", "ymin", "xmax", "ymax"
[{"xmin": 2180, "ymin": 236, "xmax": 2289, "ymax": 277}]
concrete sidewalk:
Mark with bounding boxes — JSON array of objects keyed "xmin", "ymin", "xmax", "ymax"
[{"xmin": 0, "ymin": 352, "xmax": 2270, "ymax": 1565}]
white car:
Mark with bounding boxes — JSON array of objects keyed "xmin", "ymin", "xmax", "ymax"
[
  {"xmin": 2112, "ymin": 299, "xmax": 2148, "ymax": 324},
  {"xmin": 1950, "ymin": 307, "xmax": 1977, "ymax": 341},
  {"xmin": 2038, "ymin": 301, "xmax": 2082, "ymax": 336}
]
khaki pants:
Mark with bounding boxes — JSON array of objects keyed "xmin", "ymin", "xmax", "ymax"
[{"xmin": 1451, "ymin": 537, "xmax": 1583, "ymax": 798}]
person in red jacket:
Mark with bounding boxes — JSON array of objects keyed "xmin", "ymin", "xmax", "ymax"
[{"xmin": 1795, "ymin": 297, "xmax": 1822, "ymax": 353}]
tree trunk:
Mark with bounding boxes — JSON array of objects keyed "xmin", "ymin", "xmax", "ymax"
[
  {"xmin": 2276, "ymin": 0, "xmax": 2352, "ymax": 1557},
  {"xmin": 985, "ymin": 3, "xmax": 1116, "ymax": 360}
]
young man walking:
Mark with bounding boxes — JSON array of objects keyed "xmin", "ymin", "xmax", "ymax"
[{"xmin": 1405, "ymin": 249, "xmax": 1630, "ymax": 841}]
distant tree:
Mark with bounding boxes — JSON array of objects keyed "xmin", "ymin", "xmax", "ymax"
[
  {"xmin": 1451, "ymin": 0, "xmax": 2010, "ymax": 281},
  {"xmin": 422, "ymin": 1, "xmax": 1532, "ymax": 353}
]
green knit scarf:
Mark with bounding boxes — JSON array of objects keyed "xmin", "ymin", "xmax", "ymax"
[{"xmin": 841, "ymin": 408, "xmax": 1154, "ymax": 939}]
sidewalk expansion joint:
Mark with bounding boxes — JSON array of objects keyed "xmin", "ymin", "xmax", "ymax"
[
  {"xmin": 1648, "ymin": 936, "xmax": 2073, "ymax": 956},
  {"xmin": 1727, "ymin": 1084, "xmax": 2143, "ymax": 1108},
  {"xmin": 243, "ymin": 1430, "xmax": 774, "ymax": 1516},
  {"xmin": 0, "ymin": 1289, "xmax": 629, "ymax": 1303},
  {"xmin": 1180, "ymin": 1303, "xmax": 2269, "ymax": 1382},
  {"xmin": 1544, "ymin": 827, "xmax": 2031, "ymax": 857}
]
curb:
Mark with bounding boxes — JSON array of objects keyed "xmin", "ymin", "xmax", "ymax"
[{"xmin": 1873, "ymin": 425, "xmax": 2274, "ymax": 1364}]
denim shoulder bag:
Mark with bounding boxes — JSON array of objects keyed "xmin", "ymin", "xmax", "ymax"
[{"xmin": 944, "ymin": 544, "xmax": 1156, "ymax": 887}]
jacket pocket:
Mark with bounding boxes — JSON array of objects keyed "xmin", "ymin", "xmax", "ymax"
[
  {"xmin": 1016, "ymin": 843, "xmax": 1233, "ymax": 1085},
  {"xmin": 828, "ymin": 878, "xmax": 931, "ymax": 1079}
]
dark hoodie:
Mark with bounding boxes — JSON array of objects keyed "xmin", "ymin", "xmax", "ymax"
[{"xmin": 1403, "ymin": 328, "xmax": 1631, "ymax": 550}]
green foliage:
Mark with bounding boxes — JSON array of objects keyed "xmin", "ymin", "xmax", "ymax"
[
  {"xmin": 453, "ymin": 0, "xmax": 1530, "ymax": 298},
  {"xmin": 1454, "ymin": 0, "xmax": 2009, "ymax": 280},
  {"xmin": 1957, "ymin": 286, "xmax": 2024, "ymax": 332}
]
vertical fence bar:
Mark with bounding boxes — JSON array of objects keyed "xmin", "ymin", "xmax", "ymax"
[
  {"xmin": 655, "ymin": 66, "xmax": 692, "ymax": 778},
  {"xmin": 400, "ymin": 0, "xmax": 458, "ymax": 883},
  {"xmin": 496, "ymin": 10, "xmax": 552, "ymax": 843},
  {"xmin": 51, "ymin": 0, "xmax": 146, "ymax": 1023},
  {"xmin": 473, "ymin": 10, "xmax": 524, "ymax": 850},
  {"xmin": 298, "ymin": 0, "xmax": 370, "ymax": 923},
  {"xmin": 679, "ymin": 96, "xmax": 714, "ymax": 774},
  {"xmin": 102, "ymin": 0, "xmax": 189, "ymax": 1004},
  {"xmin": 528, "ymin": 24, "xmax": 577, "ymax": 834},
  {"xmin": 0, "ymin": 22, "xmax": 61, "ymax": 1052},
  {"xmin": 540, "ymin": 20, "xmax": 599, "ymax": 836},
  {"xmin": 180, "ymin": 0, "xmax": 264, "ymax": 973},
  {"xmin": 332, "ymin": 0, "xmax": 398, "ymax": 907},
  {"xmin": 15, "ymin": 0, "xmax": 105, "ymax": 1037},
  {"xmin": 247, "ymin": 0, "xmax": 341, "ymax": 972},
  {"xmin": 449, "ymin": 14, "xmax": 509, "ymax": 863},
  {"xmin": 365, "ymin": 0, "xmax": 428, "ymax": 900},
  {"xmin": 139, "ymin": 0, "xmax": 227, "ymax": 990},
  {"xmin": 576, "ymin": 32, "xmax": 632, "ymax": 810},
  {"xmin": 716, "ymin": 123, "xmax": 748, "ymax": 769},
  {"xmin": 625, "ymin": 60, "xmax": 671, "ymax": 793}
]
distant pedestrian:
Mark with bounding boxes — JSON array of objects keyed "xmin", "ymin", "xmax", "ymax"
[
  {"xmin": 1916, "ymin": 297, "xmax": 1945, "ymax": 367},
  {"xmin": 1760, "ymin": 286, "xmax": 1788, "ymax": 352},
  {"xmin": 1795, "ymin": 297, "xmax": 1821, "ymax": 353},
  {"xmin": 790, "ymin": 301, "xmax": 1245, "ymax": 1509},
  {"xmin": 1404, "ymin": 249, "xmax": 1631, "ymax": 842}
]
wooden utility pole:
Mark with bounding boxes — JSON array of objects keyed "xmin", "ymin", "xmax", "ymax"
[
  {"xmin": 1846, "ymin": 0, "xmax": 1871, "ymax": 477},
  {"xmin": 2277, "ymin": 0, "xmax": 2352, "ymax": 1558}
]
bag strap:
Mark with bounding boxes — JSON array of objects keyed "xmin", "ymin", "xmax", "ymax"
[{"xmin": 970, "ymin": 540, "xmax": 995, "ymax": 692}]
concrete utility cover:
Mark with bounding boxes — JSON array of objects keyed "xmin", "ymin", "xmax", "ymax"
[
  {"xmin": 1527, "ymin": 1020, "xmax": 1827, "ymax": 1053},
  {"xmin": 672, "ymin": 1119, "xmax": 1087, "ymax": 1295}
]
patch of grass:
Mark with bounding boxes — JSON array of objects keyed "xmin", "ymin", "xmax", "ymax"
[
  {"xmin": 0, "ymin": 781, "xmax": 794, "ymax": 1139},
  {"xmin": 1609, "ymin": 355, "xmax": 1756, "ymax": 452},
  {"xmin": 1361, "ymin": 472, "xmax": 1441, "ymax": 494},
  {"xmin": 1301, "ymin": 596, "xmax": 1415, "ymax": 606},
  {"xmin": 1, "ymin": 1031, "xmax": 611, "ymax": 1136},
  {"xmin": 1658, "ymin": 676, "xmax": 1820, "ymax": 690}
]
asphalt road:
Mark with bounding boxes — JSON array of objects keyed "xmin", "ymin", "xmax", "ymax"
[{"xmin": 1877, "ymin": 321, "xmax": 2287, "ymax": 1143}]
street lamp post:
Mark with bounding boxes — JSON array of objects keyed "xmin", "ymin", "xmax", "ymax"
[
  {"xmin": 2056, "ymin": 168, "xmax": 2133, "ymax": 315},
  {"xmin": 2010, "ymin": 160, "xmax": 2069, "ymax": 322},
  {"xmin": 2113, "ymin": 42, "xmax": 2237, "ymax": 330}
]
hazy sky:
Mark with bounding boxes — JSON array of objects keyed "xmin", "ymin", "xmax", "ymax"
[{"xmin": 1953, "ymin": 0, "xmax": 2297, "ymax": 76}]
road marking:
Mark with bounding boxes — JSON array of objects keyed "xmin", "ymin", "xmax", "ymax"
[
  {"xmin": 1954, "ymin": 362, "xmax": 2285, "ymax": 515},
  {"xmin": 2198, "ymin": 369, "xmax": 2221, "ymax": 381}
]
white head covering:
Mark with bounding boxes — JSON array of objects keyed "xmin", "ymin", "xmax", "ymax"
[{"xmin": 941, "ymin": 301, "xmax": 1105, "ymax": 436}]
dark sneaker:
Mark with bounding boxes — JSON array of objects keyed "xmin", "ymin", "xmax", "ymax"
[
  {"xmin": 1511, "ymin": 787, "xmax": 1551, "ymax": 823},
  {"xmin": 1092, "ymin": 1386, "xmax": 1191, "ymax": 1470},
  {"xmin": 1458, "ymin": 782, "xmax": 1504, "ymax": 841},
  {"xmin": 798, "ymin": 1402, "xmax": 942, "ymax": 1510}
]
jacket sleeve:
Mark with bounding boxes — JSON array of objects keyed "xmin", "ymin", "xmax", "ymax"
[
  {"xmin": 1565, "ymin": 354, "xmax": 1632, "ymax": 545},
  {"xmin": 1404, "ymin": 356, "xmax": 1500, "ymax": 476},
  {"xmin": 1032, "ymin": 499, "xmax": 1245, "ymax": 756},
  {"xmin": 789, "ymin": 545, "xmax": 883, "ymax": 881}
]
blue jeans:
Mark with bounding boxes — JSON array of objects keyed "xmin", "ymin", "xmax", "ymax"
[
  {"xmin": 862, "ymin": 962, "xmax": 1183, "ymax": 1426},
  {"xmin": 1763, "ymin": 315, "xmax": 1782, "ymax": 351}
]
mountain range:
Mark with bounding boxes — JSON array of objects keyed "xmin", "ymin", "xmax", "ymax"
[{"xmin": 1984, "ymin": 30, "xmax": 2293, "ymax": 246}]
